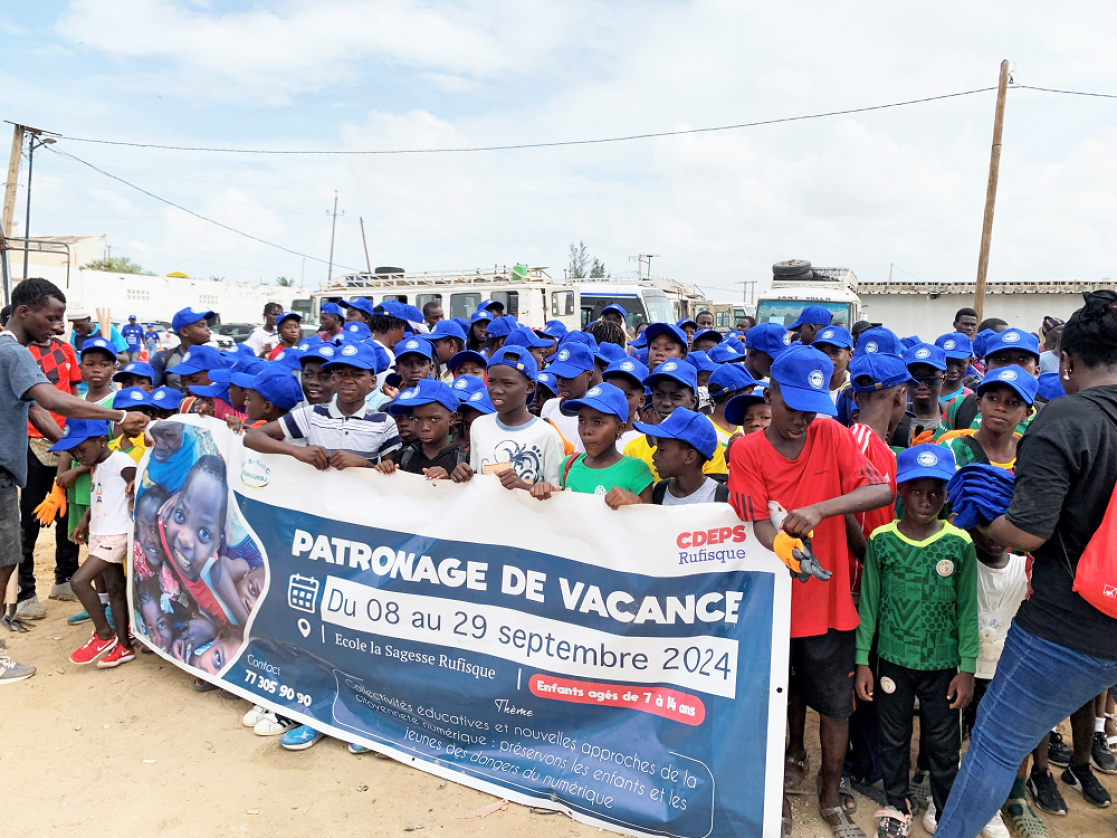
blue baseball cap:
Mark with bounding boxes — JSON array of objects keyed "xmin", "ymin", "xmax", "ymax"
[
  {"xmin": 451, "ymin": 375, "xmax": 495, "ymax": 414},
  {"xmin": 745, "ymin": 323, "xmax": 792, "ymax": 357},
  {"xmin": 341, "ymin": 321, "xmax": 372, "ymax": 340},
  {"xmin": 976, "ymin": 365, "xmax": 1038, "ymax": 405},
  {"xmin": 504, "ymin": 327, "xmax": 553, "ymax": 350},
  {"xmin": 189, "ymin": 381, "xmax": 232, "ymax": 400},
  {"xmin": 691, "ymin": 328, "xmax": 723, "ymax": 346},
  {"xmin": 602, "ymin": 357, "xmax": 649, "ymax": 388},
  {"xmin": 849, "ymin": 353, "xmax": 910, "ymax": 392},
  {"xmin": 112, "ymin": 361, "xmax": 154, "ymax": 383},
  {"xmin": 297, "ymin": 335, "xmax": 325, "ymax": 352},
  {"xmin": 340, "ymin": 297, "xmax": 376, "ymax": 319},
  {"xmin": 900, "ymin": 335, "xmax": 923, "ymax": 350},
  {"xmin": 935, "ymin": 332, "xmax": 975, "ymax": 360},
  {"xmin": 903, "ymin": 343, "xmax": 947, "ymax": 372},
  {"xmin": 322, "ymin": 341, "xmax": 380, "ymax": 371},
  {"xmin": 150, "ymin": 386, "xmax": 183, "ymax": 411},
  {"xmin": 448, "ymin": 350, "xmax": 488, "ymax": 374},
  {"xmin": 536, "ymin": 371, "xmax": 559, "ymax": 396},
  {"xmin": 211, "ymin": 355, "xmax": 266, "ymax": 384},
  {"xmin": 470, "ymin": 308, "xmax": 494, "ymax": 324},
  {"xmin": 299, "ymin": 343, "xmax": 339, "ymax": 366},
  {"xmin": 725, "ymin": 336, "xmax": 747, "ymax": 354},
  {"xmin": 1037, "ymin": 371, "xmax": 1065, "ymax": 401},
  {"xmin": 128, "ymin": 314, "xmax": 137, "ymax": 320},
  {"xmin": 388, "ymin": 379, "xmax": 461, "ymax": 415},
  {"xmin": 813, "ymin": 326, "xmax": 854, "ymax": 350},
  {"xmin": 769, "ymin": 345, "xmax": 836, "ymax": 416},
  {"xmin": 174, "ymin": 345, "xmax": 231, "ymax": 377},
  {"xmin": 983, "ymin": 328, "xmax": 1041, "ymax": 362},
  {"xmin": 243, "ymin": 366, "xmax": 304, "ymax": 410},
  {"xmin": 854, "ymin": 327, "xmax": 904, "ymax": 358},
  {"xmin": 633, "ymin": 407, "xmax": 717, "ymax": 460},
  {"xmin": 540, "ymin": 320, "xmax": 568, "ymax": 339},
  {"xmin": 707, "ymin": 364, "xmax": 757, "ymax": 400},
  {"xmin": 171, "ymin": 307, "xmax": 214, "ymax": 333},
  {"xmin": 628, "ymin": 333, "xmax": 648, "ymax": 349},
  {"xmin": 563, "ymin": 382, "xmax": 631, "ymax": 422},
  {"xmin": 600, "ymin": 304, "xmax": 627, "ymax": 319},
  {"xmin": 79, "ymin": 336, "xmax": 116, "ymax": 360},
  {"xmin": 276, "ymin": 311, "xmax": 302, "ymax": 326},
  {"xmin": 646, "ymin": 359, "xmax": 698, "ymax": 392},
  {"xmin": 548, "ymin": 343, "xmax": 595, "ymax": 379},
  {"xmin": 49, "ymin": 419, "xmax": 111, "ymax": 452},
  {"xmin": 488, "ymin": 345, "xmax": 538, "ymax": 382},
  {"xmin": 269, "ymin": 347, "xmax": 306, "ymax": 370},
  {"xmin": 559, "ymin": 330, "xmax": 598, "ymax": 352},
  {"xmin": 683, "ymin": 350, "xmax": 719, "ymax": 374},
  {"xmin": 707, "ymin": 341, "xmax": 745, "ymax": 363},
  {"xmin": 594, "ymin": 342, "xmax": 628, "ymax": 367},
  {"xmin": 479, "ymin": 298, "xmax": 505, "ymax": 313},
  {"xmin": 644, "ymin": 322, "xmax": 689, "ymax": 350},
  {"xmin": 789, "ymin": 305, "xmax": 834, "ymax": 330},
  {"xmin": 971, "ymin": 328, "xmax": 997, "ymax": 359},
  {"xmin": 485, "ymin": 316, "xmax": 519, "ymax": 339},
  {"xmin": 113, "ymin": 386, "xmax": 154, "ymax": 409},
  {"xmin": 449, "ymin": 317, "xmax": 470, "ymax": 335},
  {"xmin": 896, "ymin": 443, "xmax": 956, "ymax": 484},
  {"xmin": 676, "ymin": 317, "xmax": 698, "ymax": 331},
  {"xmin": 320, "ymin": 301, "xmax": 344, "ymax": 318},
  {"xmin": 423, "ymin": 320, "xmax": 467, "ymax": 344},
  {"xmin": 724, "ymin": 385, "xmax": 769, "ymax": 426},
  {"xmin": 395, "ymin": 337, "xmax": 434, "ymax": 361}
]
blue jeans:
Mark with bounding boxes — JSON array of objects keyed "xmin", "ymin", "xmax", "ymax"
[{"xmin": 937, "ymin": 622, "xmax": 1117, "ymax": 838}]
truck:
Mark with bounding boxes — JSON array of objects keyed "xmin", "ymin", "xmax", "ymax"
[{"xmin": 755, "ymin": 261, "xmax": 862, "ymax": 329}]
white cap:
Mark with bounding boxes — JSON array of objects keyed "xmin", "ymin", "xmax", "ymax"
[{"xmin": 66, "ymin": 305, "xmax": 90, "ymax": 321}]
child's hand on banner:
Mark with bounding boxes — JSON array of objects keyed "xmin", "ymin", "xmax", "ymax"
[
  {"xmin": 604, "ymin": 488, "xmax": 642, "ymax": 510},
  {"xmin": 294, "ymin": 446, "xmax": 330, "ymax": 470},
  {"xmin": 423, "ymin": 467, "xmax": 449, "ymax": 480},
  {"xmin": 375, "ymin": 459, "xmax": 397, "ymax": 475},
  {"xmin": 450, "ymin": 463, "xmax": 474, "ymax": 483},
  {"xmin": 330, "ymin": 450, "xmax": 371, "ymax": 470},
  {"xmin": 530, "ymin": 481, "xmax": 557, "ymax": 500}
]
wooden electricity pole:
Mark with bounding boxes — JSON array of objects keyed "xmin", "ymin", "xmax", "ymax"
[
  {"xmin": 0, "ymin": 124, "xmax": 24, "ymax": 309},
  {"xmin": 973, "ymin": 60, "xmax": 1010, "ymax": 323}
]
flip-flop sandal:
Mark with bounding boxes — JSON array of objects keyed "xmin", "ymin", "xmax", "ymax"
[
  {"xmin": 819, "ymin": 804, "xmax": 866, "ymax": 838},
  {"xmin": 784, "ymin": 752, "xmax": 809, "ymax": 794},
  {"xmin": 818, "ymin": 772, "xmax": 859, "ymax": 814}
]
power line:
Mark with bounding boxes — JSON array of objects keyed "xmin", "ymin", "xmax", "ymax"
[
  {"xmin": 44, "ymin": 146, "xmax": 362, "ymax": 273},
  {"xmin": 58, "ymin": 86, "xmax": 999, "ymax": 155},
  {"xmin": 1011, "ymin": 84, "xmax": 1117, "ymax": 100}
]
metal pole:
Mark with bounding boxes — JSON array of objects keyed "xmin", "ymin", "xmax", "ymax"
[
  {"xmin": 974, "ymin": 60, "xmax": 1010, "ymax": 322},
  {"xmin": 359, "ymin": 216, "xmax": 372, "ymax": 274},
  {"xmin": 0, "ymin": 231, "xmax": 10, "ymax": 307},
  {"xmin": 326, "ymin": 190, "xmax": 338, "ymax": 284},
  {"xmin": 22, "ymin": 137, "xmax": 34, "ymax": 281}
]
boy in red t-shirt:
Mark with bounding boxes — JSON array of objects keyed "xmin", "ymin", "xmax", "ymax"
[{"xmin": 729, "ymin": 345, "xmax": 892, "ymax": 838}]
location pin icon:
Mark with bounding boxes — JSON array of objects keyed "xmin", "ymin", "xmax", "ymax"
[{"xmin": 297, "ymin": 618, "xmax": 311, "ymax": 638}]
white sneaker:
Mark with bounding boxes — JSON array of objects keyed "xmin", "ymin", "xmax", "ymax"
[
  {"xmin": 242, "ymin": 704, "xmax": 268, "ymax": 727},
  {"xmin": 253, "ymin": 712, "xmax": 297, "ymax": 736},
  {"xmin": 981, "ymin": 811, "xmax": 1010, "ymax": 838},
  {"xmin": 922, "ymin": 800, "xmax": 937, "ymax": 834}
]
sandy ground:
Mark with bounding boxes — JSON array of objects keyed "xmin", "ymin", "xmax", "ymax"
[{"xmin": 3, "ymin": 533, "xmax": 1116, "ymax": 838}]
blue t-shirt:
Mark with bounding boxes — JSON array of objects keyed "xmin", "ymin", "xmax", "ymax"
[
  {"xmin": 122, "ymin": 324, "xmax": 144, "ymax": 350},
  {"xmin": 0, "ymin": 335, "xmax": 50, "ymax": 486}
]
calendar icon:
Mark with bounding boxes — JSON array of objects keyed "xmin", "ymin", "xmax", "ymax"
[{"xmin": 287, "ymin": 574, "xmax": 320, "ymax": 614}]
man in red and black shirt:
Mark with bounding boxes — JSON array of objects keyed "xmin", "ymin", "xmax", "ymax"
[{"xmin": 17, "ymin": 330, "xmax": 83, "ymax": 615}]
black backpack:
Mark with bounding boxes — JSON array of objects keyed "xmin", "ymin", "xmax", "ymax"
[
  {"xmin": 954, "ymin": 393, "xmax": 980, "ymax": 432},
  {"xmin": 652, "ymin": 479, "xmax": 730, "ymax": 505},
  {"xmin": 397, "ymin": 443, "xmax": 469, "ymax": 474}
]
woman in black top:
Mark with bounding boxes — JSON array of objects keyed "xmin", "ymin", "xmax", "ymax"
[{"xmin": 937, "ymin": 292, "xmax": 1117, "ymax": 838}]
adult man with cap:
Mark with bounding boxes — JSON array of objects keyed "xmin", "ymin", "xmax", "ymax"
[
  {"xmin": 150, "ymin": 306, "xmax": 214, "ymax": 389},
  {"xmin": 341, "ymin": 296, "xmax": 376, "ymax": 325},
  {"xmin": 789, "ymin": 305, "xmax": 834, "ymax": 346},
  {"xmin": 317, "ymin": 301, "xmax": 345, "ymax": 341},
  {"xmin": 0, "ymin": 279, "xmax": 148, "ymax": 682},
  {"xmin": 744, "ymin": 322, "xmax": 791, "ymax": 381},
  {"xmin": 67, "ymin": 305, "xmax": 128, "ymax": 362},
  {"xmin": 478, "ymin": 298, "xmax": 505, "ymax": 316},
  {"xmin": 121, "ymin": 315, "xmax": 145, "ymax": 362},
  {"xmin": 813, "ymin": 326, "xmax": 854, "ymax": 405},
  {"xmin": 245, "ymin": 302, "xmax": 284, "ymax": 358},
  {"xmin": 599, "ymin": 304, "xmax": 626, "ymax": 328},
  {"xmin": 422, "ymin": 300, "xmax": 444, "ymax": 330}
]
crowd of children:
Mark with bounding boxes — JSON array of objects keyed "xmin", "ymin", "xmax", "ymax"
[{"xmin": 3, "ymin": 282, "xmax": 1116, "ymax": 838}]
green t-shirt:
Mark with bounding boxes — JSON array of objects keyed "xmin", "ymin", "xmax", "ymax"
[
  {"xmin": 934, "ymin": 393, "xmax": 1033, "ymax": 440},
  {"xmin": 855, "ymin": 521, "xmax": 978, "ymax": 673},
  {"xmin": 560, "ymin": 454, "xmax": 654, "ymax": 497}
]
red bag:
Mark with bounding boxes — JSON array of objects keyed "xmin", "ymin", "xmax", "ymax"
[{"xmin": 1073, "ymin": 488, "xmax": 1117, "ymax": 618}]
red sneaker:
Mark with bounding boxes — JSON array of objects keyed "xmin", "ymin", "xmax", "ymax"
[
  {"xmin": 96, "ymin": 643, "xmax": 135, "ymax": 669},
  {"xmin": 69, "ymin": 633, "xmax": 117, "ymax": 666}
]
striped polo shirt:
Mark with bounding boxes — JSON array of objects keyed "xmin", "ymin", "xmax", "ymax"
[{"xmin": 281, "ymin": 403, "xmax": 402, "ymax": 464}]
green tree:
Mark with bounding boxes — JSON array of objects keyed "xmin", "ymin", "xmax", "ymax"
[
  {"xmin": 568, "ymin": 241, "xmax": 589, "ymax": 279},
  {"xmin": 275, "ymin": 276, "xmax": 295, "ymax": 286},
  {"xmin": 208, "ymin": 275, "xmax": 226, "ymax": 282},
  {"xmin": 590, "ymin": 258, "xmax": 607, "ymax": 279},
  {"xmin": 82, "ymin": 256, "xmax": 156, "ymax": 275}
]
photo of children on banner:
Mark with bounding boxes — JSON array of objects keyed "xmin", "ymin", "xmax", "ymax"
[{"xmin": 131, "ymin": 419, "xmax": 268, "ymax": 676}]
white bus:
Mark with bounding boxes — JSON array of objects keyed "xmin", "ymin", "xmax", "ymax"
[
  {"xmin": 577, "ymin": 282, "xmax": 677, "ymax": 331},
  {"xmin": 307, "ymin": 266, "xmax": 580, "ymax": 331}
]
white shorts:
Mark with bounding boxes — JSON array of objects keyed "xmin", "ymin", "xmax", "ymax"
[{"xmin": 88, "ymin": 533, "xmax": 128, "ymax": 564}]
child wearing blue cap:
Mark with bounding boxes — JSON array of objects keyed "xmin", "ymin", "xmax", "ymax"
[
  {"xmin": 728, "ymin": 344, "xmax": 892, "ymax": 834},
  {"xmin": 240, "ymin": 367, "xmax": 303, "ymax": 429},
  {"xmin": 393, "ymin": 338, "xmax": 435, "ymax": 391},
  {"xmin": 635, "ymin": 408, "xmax": 729, "ymax": 505},
  {"xmin": 266, "ymin": 313, "xmax": 303, "ymax": 361},
  {"xmin": 855, "ymin": 444, "xmax": 977, "ymax": 838},
  {"xmin": 108, "ymin": 387, "xmax": 155, "ymax": 464},
  {"xmin": 424, "ymin": 321, "xmax": 467, "ymax": 383},
  {"xmin": 53, "ymin": 420, "xmax": 138, "ymax": 669},
  {"xmin": 645, "ymin": 323, "xmax": 689, "ymax": 369},
  {"xmin": 744, "ymin": 323, "xmax": 791, "ymax": 381},
  {"xmin": 150, "ymin": 386, "xmax": 184, "ymax": 419},
  {"xmin": 466, "ymin": 311, "xmax": 491, "ymax": 353},
  {"xmin": 246, "ymin": 343, "xmax": 401, "ymax": 470},
  {"xmin": 317, "ymin": 301, "xmax": 345, "ymax": 341},
  {"xmin": 448, "ymin": 350, "xmax": 487, "ymax": 381},
  {"xmin": 934, "ymin": 332, "xmax": 975, "ymax": 411},
  {"xmin": 789, "ymin": 305, "xmax": 834, "ymax": 345},
  {"xmin": 450, "ymin": 347, "xmax": 564, "ymax": 489},
  {"xmin": 813, "ymin": 327, "xmax": 854, "ymax": 405},
  {"xmin": 151, "ymin": 306, "xmax": 213, "ymax": 388},
  {"xmin": 449, "ymin": 376, "xmax": 495, "ymax": 458},
  {"xmin": 706, "ymin": 365, "xmax": 757, "ymax": 454},
  {"xmin": 113, "ymin": 361, "xmax": 154, "ymax": 391},
  {"xmin": 541, "ymin": 343, "xmax": 597, "ymax": 455},
  {"xmin": 601, "ymin": 358, "xmax": 650, "ymax": 451},
  {"xmin": 379, "ymin": 380, "xmax": 469, "ymax": 478},
  {"xmin": 530, "ymin": 383, "xmax": 653, "ymax": 506},
  {"xmin": 902, "ymin": 343, "xmax": 948, "ymax": 445},
  {"xmin": 937, "ymin": 365, "xmax": 1036, "ymax": 470},
  {"xmin": 298, "ymin": 346, "xmax": 336, "ymax": 405}
]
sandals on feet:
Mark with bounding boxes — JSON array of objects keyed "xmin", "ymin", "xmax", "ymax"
[
  {"xmin": 820, "ymin": 804, "xmax": 867, "ymax": 838},
  {"xmin": 784, "ymin": 751, "xmax": 809, "ymax": 793},
  {"xmin": 818, "ymin": 771, "xmax": 859, "ymax": 814}
]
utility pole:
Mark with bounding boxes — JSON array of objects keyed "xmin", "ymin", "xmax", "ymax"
[
  {"xmin": 629, "ymin": 253, "xmax": 660, "ymax": 280},
  {"xmin": 359, "ymin": 216, "xmax": 372, "ymax": 274},
  {"xmin": 973, "ymin": 60, "xmax": 1010, "ymax": 322},
  {"xmin": 326, "ymin": 191, "xmax": 343, "ymax": 285},
  {"xmin": 21, "ymin": 131, "xmax": 57, "ymax": 280},
  {"xmin": 1, "ymin": 123, "xmax": 25, "ymax": 306}
]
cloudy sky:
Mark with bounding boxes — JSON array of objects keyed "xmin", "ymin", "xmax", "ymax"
[{"xmin": 3, "ymin": 0, "xmax": 1116, "ymax": 300}]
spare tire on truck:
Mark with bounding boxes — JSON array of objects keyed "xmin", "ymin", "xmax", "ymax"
[{"xmin": 773, "ymin": 259, "xmax": 813, "ymax": 280}]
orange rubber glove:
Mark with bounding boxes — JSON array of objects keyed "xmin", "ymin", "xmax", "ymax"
[
  {"xmin": 33, "ymin": 482, "xmax": 67, "ymax": 526},
  {"xmin": 773, "ymin": 531, "xmax": 808, "ymax": 574}
]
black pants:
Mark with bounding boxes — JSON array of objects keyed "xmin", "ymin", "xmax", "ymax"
[
  {"xmin": 877, "ymin": 658, "xmax": 961, "ymax": 814},
  {"xmin": 18, "ymin": 447, "xmax": 80, "ymax": 601}
]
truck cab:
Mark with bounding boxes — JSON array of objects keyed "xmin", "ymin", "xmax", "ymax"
[{"xmin": 755, "ymin": 263, "xmax": 862, "ymax": 330}]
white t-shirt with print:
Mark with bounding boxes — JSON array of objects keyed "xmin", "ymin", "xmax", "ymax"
[
  {"xmin": 541, "ymin": 397, "xmax": 584, "ymax": 453},
  {"xmin": 975, "ymin": 553, "xmax": 1029, "ymax": 680},
  {"xmin": 469, "ymin": 414, "xmax": 564, "ymax": 486},
  {"xmin": 90, "ymin": 450, "xmax": 135, "ymax": 536}
]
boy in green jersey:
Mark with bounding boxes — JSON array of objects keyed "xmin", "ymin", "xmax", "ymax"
[{"xmin": 855, "ymin": 444, "xmax": 978, "ymax": 837}]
